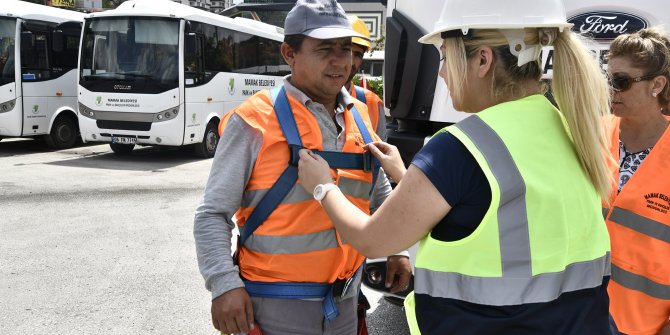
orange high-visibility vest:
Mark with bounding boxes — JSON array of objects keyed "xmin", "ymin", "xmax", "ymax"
[
  {"xmin": 220, "ymin": 89, "xmax": 378, "ymax": 284},
  {"xmin": 350, "ymin": 85, "xmax": 384, "ymax": 135},
  {"xmin": 604, "ymin": 115, "xmax": 670, "ymax": 335}
]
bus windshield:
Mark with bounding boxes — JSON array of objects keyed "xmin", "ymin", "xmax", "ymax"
[
  {"xmin": 79, "ymin": 17, "xmax": 179, "ymax": 94},
  {"xmin": 0, "ymin": 18, "xmax": 16, "ymax": 86}
]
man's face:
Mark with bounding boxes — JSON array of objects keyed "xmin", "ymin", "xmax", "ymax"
[
  {"xmin": 284, "ymin": 36, "xmax": 352, "ymax": 104},
  {"xmin": 348, "ymin": 43, "xmax": 367, "ymax": 83}
]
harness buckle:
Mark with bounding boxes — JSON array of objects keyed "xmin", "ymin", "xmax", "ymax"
[
  {"xmin": 288, "ymin": 144, "xmax": 305, "ymax": 166},
  {"xmin": 332, "ymin": 275, "xmax": 356, "ymax": 298},
  {"xmin": 362, "ymin": 151, "xmax": 373, "ymax": 172}
]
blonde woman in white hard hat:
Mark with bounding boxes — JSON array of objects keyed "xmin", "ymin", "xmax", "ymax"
[{"xmin": 297, "ymin": 0, "xmax": 614, "ymax": 333}]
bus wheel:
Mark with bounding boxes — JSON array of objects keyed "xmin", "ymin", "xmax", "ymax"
[
  {"xmin": 110, "ymin": 143, "xmax": 135, "ymax": 155},
  {"xmin": 194, "ymin": 121, "xmax": 219, "ymax": 158},
  {"xmin": 44, "ymin": 115, "xmax": 78, "ymax": 149}
]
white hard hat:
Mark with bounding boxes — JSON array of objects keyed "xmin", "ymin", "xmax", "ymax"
[{"xmin": 418, "ymin": 0, "xmax": 573, "ymax": 45}]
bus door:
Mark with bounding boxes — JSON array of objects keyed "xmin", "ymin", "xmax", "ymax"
[
  {"xmin": 20, "ymin": 21, "xmax": 52, "ymax": 136},
  {"xmin": 0, "ymin": 17, "xmax": 18, "ymax": 136}
]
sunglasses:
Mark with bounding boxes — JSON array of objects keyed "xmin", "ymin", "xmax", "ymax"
[{"xmin": 608, "ymin": 73, "xmax": 660, "ymax": 92}]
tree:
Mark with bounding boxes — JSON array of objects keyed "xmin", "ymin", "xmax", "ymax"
[{"xmin": 103, "ymin": 0, "xmax": 127, "ymax": 8}]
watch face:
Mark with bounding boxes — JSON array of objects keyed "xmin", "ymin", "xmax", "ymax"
[{"xmin": 314, "ymin": 185, "xmax": 324, "ymax": 200}]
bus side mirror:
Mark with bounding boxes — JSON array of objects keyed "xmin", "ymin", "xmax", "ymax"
[
  {"xmin": 185, "ymin": 33, "xmax": 200, "ymax": 57},
  {"xmin": 52, "ymin": 30, "xmax": 64, "ymax": 52},
  {"xmin": 21, "ymin": 31, "xmax": 35, "ymax": 52}
]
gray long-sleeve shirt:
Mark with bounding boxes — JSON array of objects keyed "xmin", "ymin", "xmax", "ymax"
[{"xmin": 194, "ymin": 76, "xmax": 393, "ymax": 299}]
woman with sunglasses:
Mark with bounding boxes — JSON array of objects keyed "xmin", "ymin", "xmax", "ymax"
[
  {"xmin": 604, "ymin": 27, "xmax": 670, "ymax": 335},
  {"xmin": 297, "ymin": 0, "xmax": 614, "ymax": 333}
]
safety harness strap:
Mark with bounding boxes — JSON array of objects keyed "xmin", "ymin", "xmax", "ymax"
[
  {"xmin": 239, "ymin": 86, "xmax": 376, "ymax": 321},
  {"xmin": 241, "ymin": 86, "xmax": 377, "ymax": 244},
  {"xmin": 244, "ymin": 267, "xmax": 360, "ymax": 322},
  {"xmin": 354, "ymin": 86, "xmax": 367, "ymax": 104}
]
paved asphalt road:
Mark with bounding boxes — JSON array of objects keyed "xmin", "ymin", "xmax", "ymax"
[{"xmin": 0, "ymin": 138, "xmax": 409, "ymax": 335}]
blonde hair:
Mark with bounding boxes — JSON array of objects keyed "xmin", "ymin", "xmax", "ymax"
[
  {"xmin": 443, "ymin": 28, "xmax": 613, "ymax": 199},
  {"xmin": 608, "ymin": 26, "xmax": 670, "ymax": 106}
]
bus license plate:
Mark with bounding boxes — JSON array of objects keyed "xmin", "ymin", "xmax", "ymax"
[{"xmin": 111, "ymin": 136, "xmax": 137, "ymax": 145}]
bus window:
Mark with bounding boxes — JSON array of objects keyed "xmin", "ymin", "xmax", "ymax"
[{"xmin": 0, "ymin": 18, "xmax": 15, "ymax": 86}]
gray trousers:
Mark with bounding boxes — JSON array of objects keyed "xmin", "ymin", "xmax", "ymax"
[
  {"xmin": 248, "ymin": 267, "xmax": 363, "ymax": 335},
  {"xmin": 250, "ymin": 294, "xmax": 358, "ymax": 335}
]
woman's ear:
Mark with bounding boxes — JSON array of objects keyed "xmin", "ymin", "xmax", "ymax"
[
  {"xmin": 652, "ymin": 74, "xmax": 668, "ymax": 95},
  {"xmin": 476, "ymin": 46, "xmax": 495, "ymax": 78}
]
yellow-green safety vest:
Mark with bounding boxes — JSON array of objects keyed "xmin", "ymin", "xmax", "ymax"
[{"xmin": 404, "ymin": 95, "xmax": 611, "ymax": 334}]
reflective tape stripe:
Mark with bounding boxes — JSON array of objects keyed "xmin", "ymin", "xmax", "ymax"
[
  {"xmin": 244, "ymin": 229, "xmax": 340, "ymax": 254},
  {"xmin": 243, "ymin": 184, "xmax": 311, "ymax": 208},
  {"xmin": 242, "ymin": 177, "xmax": 371, "ymax": 208},
  {"xmin": 608, "ymin": 206, "xmax": 670, "ymax": 244},
  {"xmin": 338, "ymin": 176, "xmax": 371, "ymax": 200},
  {"xmin": 415, "ymin": 253, "xmax": 611, "ymax": 306},
  {"xmin": 456, "ymin": 116, "xmax": 531, "ymax": 277},
  {"xmin": 602, "ymin": 207, "xmax": 609, "ymax": 219},
  {"xmin": 612, "ymin": 263, "xmax": 670, "ymax": 299}
]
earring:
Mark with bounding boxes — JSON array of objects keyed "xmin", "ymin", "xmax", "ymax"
[{"xmin": 652, "ymin": 92, "xmax": 658, "ymax": 97}]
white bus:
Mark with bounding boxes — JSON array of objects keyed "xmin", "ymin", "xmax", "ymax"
[
  {"xmin": 0, "ymin": 0, "xmax": 84, "ymax": 148},
  {"xmin": 77, "ymin": 0, "xmax": 289, "ymax": 157}
]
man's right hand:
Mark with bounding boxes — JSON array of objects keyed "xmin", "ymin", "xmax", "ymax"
[{"xmin": 211, "ymin": 287, "xmax": 255, "ymax": 334}]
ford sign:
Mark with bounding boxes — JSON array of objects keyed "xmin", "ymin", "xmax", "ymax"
[{"xmin": 568, "ymin": 11, "xmax": 648, "ymax": 40}]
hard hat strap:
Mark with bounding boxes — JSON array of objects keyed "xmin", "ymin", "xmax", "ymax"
[{"xmin": 500, "ymin": 29, "xmax": 541, "ymax": 67}]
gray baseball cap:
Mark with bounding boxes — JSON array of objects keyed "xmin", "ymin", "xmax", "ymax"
[{"xmin": 284, "ymin": 0, "xmax": 366, "ymax": 40}]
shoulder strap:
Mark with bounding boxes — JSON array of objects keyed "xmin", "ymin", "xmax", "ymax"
[
  {"xmin": 354, "ymin": 86, "xmax": 367, "ymax": 104},
  {"xmin": 350, "ymin": 105, "xmax": 380, "ymax": 194},
  {"xmin": 240, "ymin": 87, "xmax": 301, "ymax": 245}
]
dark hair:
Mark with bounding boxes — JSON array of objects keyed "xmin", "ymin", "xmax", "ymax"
[
  {"xmin": 608, "ymin": 26, "xmax": 670, "ymax": 106},
  {"xmin": 284, "ymin": 34, "xmax": 307, "ymax": 52}
]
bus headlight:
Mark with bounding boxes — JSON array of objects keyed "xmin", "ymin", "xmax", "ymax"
[
  {"xmin": 154, "ymin": 106, "xmax": 179, "ymax": 123},
  {"xmin": 0, "ymin": 99, "xmax": 17, "ymax": 114}
]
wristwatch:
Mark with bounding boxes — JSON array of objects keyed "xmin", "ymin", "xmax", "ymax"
[{"xmin": 313, "ymin": 183, "xmax": 338, "ymax": 201}]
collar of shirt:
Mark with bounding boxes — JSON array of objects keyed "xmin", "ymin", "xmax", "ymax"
[
  {"xmin": 282, "ymin": 75, "xmax": 357, "ymax": 117},
  {"xmin": 282, "ymin": 75, "xmax": 354, "ymax": 151}
]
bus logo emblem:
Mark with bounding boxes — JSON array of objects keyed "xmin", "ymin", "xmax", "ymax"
[
  {"xmin": 228, "ymin": 78, "xmax": 235, "ymax": 95},
  {"xmin": 95, "ymin": 96, "xmax": 102, "ymax": 106},
  {"xmin": 32, "ymin": 105, "xmax": 39, "ymax": 114}
]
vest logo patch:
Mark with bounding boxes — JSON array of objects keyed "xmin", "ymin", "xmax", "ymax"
[{"xmin": 644, "ymin": 193, "xmax": 670, "ymax": 214}]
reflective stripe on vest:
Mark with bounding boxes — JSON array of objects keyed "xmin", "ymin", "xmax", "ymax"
[
  {"xmin": 241, "ymin": 176, "xmax": 372, "ymax": 209},
  {"xmin": 414, "ymin": 105, "xmax": 609, "ymax": 306},
  {"xmin": 608, "ymin": 206, "xmax": 670, "ymax": 244},
  {"xmin": 612, "ymin": 263, "xmax": 670, "ymax": 300}
]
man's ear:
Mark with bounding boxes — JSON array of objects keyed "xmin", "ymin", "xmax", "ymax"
[
  {"xmin": 477, "ymin": 46, "xmax": 495, "ymax": 78},
  {"xmin": 281, "ymin": 42, "xmax": 295, "ymax": 67}
]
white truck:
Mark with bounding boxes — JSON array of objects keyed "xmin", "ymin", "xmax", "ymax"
[
  {"xmin": 0, "ymin": 0, "xmax": 84, "ymax": 148},
  {"xmin": 362, "ymin": 0, "xmax": 668, "ymax": 301},
  {"xmin": 383, "ymin": 0, "xmax": 666, "ymax": 164}
]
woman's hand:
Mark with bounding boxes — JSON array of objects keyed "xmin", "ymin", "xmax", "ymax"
[
  {"xmin": 298, "ymin": 149, "xmax": 334, "ymax": 195},
  {"xmin": 366, "ymin": 142, "xmax": 407, "ymax": 183}
]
